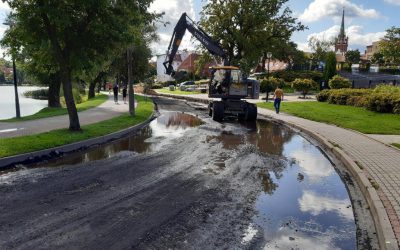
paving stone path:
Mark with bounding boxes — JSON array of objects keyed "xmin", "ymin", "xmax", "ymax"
[{"xmin": 0, "ymin": 94, "xmax": 129, "ymax": 138}]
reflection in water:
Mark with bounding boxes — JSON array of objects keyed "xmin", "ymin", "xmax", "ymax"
[
  {"xmin": 42, "ymin": 112, "xmax": 202, "ymax": 167},
  {"xmin": 206, "ymin": 120, "xmax": 355, "ymax": 248},
  {"xmin": 299, "ymin": 190, "xmax": 353, "ymax": 221}
]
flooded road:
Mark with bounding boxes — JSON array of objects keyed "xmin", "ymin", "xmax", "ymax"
[{"xmin": 0, "ymin": 97, "xmax": 377, "ymax": 249}]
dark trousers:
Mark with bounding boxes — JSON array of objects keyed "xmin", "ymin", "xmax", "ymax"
[
  {"xmin": 113, "ymin": 90, "xmax": 118, "ymax": 102},
  {"xmin": 274, "ymin": 98, "xmax": 281, "ymax": 114}
]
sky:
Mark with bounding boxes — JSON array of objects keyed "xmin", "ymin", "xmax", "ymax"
[{"xmin": 0, "ymin": 0, "xmax": 399, "ymax": 58}]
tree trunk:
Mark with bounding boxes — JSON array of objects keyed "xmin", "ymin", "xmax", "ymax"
[
  {"xmin": 60, "ymin": 68, "xmax": 81, "ymax": 130},
  {"xmin": 88, "ymin": 80, "xmax": 96, "ymax": 99},
  {"xmin": 40, "ymin": 7, "xmax": 80, "ymax": 131},
  {"xmin": 127, "ymin": 48, "xmax": 135, "ymax": 116},
  {"xmin": 48, "ymin": 72, "xmax": 61, "ymax": 108}
]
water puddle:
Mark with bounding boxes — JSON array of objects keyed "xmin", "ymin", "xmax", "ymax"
[
  {"xmin": 208, "ymin": 120, "xmax": 356, "ymax": 248},
  {"xmin": 32, "ymin": 112, "xmax": 203, "ymax": 168}
]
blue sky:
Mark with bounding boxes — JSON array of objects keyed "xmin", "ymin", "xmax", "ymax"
[
  {"xmin": 0, "ymin": 0, "xmax": 399, "ymax": 57},
  {"xmin": 148, "ymin": 0, "xmax": 400, "ymax": 55}
]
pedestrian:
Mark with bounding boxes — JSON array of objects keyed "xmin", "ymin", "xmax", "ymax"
[
  {"xmin": 108, "ymin": 83, "xmax": 112, "ymax": 95},
  {"xmin": 113, "ymin": 83, "xmax": 119, "ymax": 104},
  {"xmin": 122, "ymin": 84, "xmax": 127, "ymax": 104},
  {"xmin": 272, "ymin": 86, "xmax": 284, "ymax": 114}
]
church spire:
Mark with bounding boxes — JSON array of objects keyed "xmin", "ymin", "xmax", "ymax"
[{"xmin": 339, "ymin": 7, "xmax": 345, "ymax": 39}]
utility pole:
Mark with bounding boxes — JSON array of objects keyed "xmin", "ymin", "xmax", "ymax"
[
  {"xmin": 12, "ymin": 58, "xmax": 21, "ymax": 118},
  {"xmin": 127, "ymin": 47, "xmax": 135, "ymax": 116}
]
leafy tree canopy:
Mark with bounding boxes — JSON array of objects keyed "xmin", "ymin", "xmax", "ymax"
[{"xmin": 199, "ymin": 0, "xmax": 306, "ymax": 73}]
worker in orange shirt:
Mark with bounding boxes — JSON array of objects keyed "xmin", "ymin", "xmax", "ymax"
[{"xmin": 272, "ymin": 86, "xmax": 284, "ymax": 114}]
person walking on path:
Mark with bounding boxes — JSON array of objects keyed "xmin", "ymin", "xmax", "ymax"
[
  {"xmin": 272, "ymin": 86, "xmax": 284, "ymax": 114},
  {"xmin": 122, "ymin": 84, "xmax": 127, "ymax": 104},
  {"xmin": 113, "ymin": 83, "xmax": 119, "ymax": 104}
]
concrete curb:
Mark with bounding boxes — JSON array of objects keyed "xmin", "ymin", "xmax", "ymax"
[
  {"xmin": 0, "ymin": 110, "xmax": 157, "ymax": 170},
  {"xmin": 153, "ymin": 92, "xmax": 399, "ymax": 250}
]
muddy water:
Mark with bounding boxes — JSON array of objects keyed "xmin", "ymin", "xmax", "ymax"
[
  {"xmin": 41, "ymin": 111, "xmax": 203, "ymax": 167},
  {"xmin": 216, "ymin": 121, "xmax": 356, "ymax": 249}
]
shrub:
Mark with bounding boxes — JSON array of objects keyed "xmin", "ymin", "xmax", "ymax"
[
  {"xmin": 373, "ymin": 84, "xmax": 400, "ymax": 94},
  {"xmin": 291, "ymin": 78, "xmax": 317, "ymax": 98},
  {"xmin": 272, "ymin": 70, "xmax": 323, "ymax": 83},
  {"xmin": 316, "ymin": 89, "xmax": 331, "ymax": 102},
  {"xmin": 328, "ymin": 75, "xmax": 351, "ymax": 89},
  {"xmin": 151, "ymin": 83, "xmax": 163, "ymax": 89},
  {"xmin": 366, "ymin": 92, "xmax": 395, "ymax": 113},
  {"xmin": 23, "ymin": 88, "xmax": 48, "ymax": 100}
]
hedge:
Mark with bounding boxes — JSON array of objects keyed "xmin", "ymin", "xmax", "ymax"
[{"xmin": 316, "ymin": 86, "xmax": 400, "ymax": 114}]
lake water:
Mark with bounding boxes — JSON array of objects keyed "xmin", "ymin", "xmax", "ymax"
[{"xmin": 0, "ymin": 85, "xmax": 47, "ymax": 120}]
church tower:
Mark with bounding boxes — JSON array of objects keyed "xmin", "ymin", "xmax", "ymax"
[{"xmin": 335, "ymin": 8, "xmax": 348, "ymax": 55}]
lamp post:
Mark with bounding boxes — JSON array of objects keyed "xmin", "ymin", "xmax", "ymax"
[
  {"xmin": 3, "ymin": 20, "xmax": 20, "ymax": 118},
  {"xmin": 266, "ymin": 52, "xmax": 272, "ymax": 102}
]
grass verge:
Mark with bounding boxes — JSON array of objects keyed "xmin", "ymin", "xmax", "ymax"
[
  {"xmin": 0, "ymin": 95, "xmax": 153, "ymax": 158},
  {"xmin": 393, "ymin": 143, "xmax": 400, "ymax": 149},
  {"xmin": 156, "ymin": 88, "xmax": 202, "ymax": 95},
  {"xmin": 2, "ymin": 94, "xmax": 108, "ymax": 122},
  {"xmin": 256, "ymin": 101, "xmax": 400, "ymax": 135}
]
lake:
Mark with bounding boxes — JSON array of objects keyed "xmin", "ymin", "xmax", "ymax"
[{"xmin": 0, "ymin": 85, "xmax": 47, "ymax": 120}]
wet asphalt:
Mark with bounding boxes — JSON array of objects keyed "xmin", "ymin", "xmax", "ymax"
[{"xmin": 0, "ymin": 97, "xmax": 377, "ymax": 249}]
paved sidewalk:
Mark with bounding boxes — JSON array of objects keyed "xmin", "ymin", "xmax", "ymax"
[{"xmin": 0, "ymin": 94, "xmax": 129, "ymax": 138}]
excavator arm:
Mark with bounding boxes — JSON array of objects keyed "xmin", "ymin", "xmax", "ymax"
[{"xmin": 163, "ymin": 12, "xmax": 227, "ymax": 77}]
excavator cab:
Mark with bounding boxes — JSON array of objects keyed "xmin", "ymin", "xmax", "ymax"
[{"xmin": 209, "ymin": 66, "xmax": 259, "ymax": 100}]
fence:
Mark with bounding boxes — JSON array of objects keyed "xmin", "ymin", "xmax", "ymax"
[{"xmin": 339, "ymin": 72, "xmax": 399, "ymax": 89}]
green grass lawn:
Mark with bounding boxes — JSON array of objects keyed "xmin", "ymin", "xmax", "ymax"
[
  {"xmin": 256, "ymin": 101, "xmax": 400, "ymax": 135},
  {"xmin": 393, "ymin": 143, "xmax": 400, "ymax": 149},
  {"xmin": 0, "ymin": 95, "xmax": 154, "ymax": 158},
  {"xmin": 2, "ymin": 94, "xmax": 108, "ymax": 122},
  {"xmin": 157, "ymin": 88, "xmax": 203, "ymax": 95}
]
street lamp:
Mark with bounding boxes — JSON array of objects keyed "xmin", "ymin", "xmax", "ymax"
[
  {"xmin": 3, "ymin": 20, "xmax": 20, "ymax": 118},
  {"xmin": 266, "ymin": 51, "xmax": 272, "ymax": 102}
]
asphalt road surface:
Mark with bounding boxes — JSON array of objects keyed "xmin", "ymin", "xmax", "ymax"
[{"xmin": 0, "ymin": 97, "xmax": 376, "ymax": 249}]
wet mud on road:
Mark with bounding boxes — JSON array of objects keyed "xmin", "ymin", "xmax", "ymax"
[{"xmin": 0, "ymin": 97, "xmax": 378, "ymax": 249}]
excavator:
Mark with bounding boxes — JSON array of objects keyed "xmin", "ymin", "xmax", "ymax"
[{"xmin": 163, "ymin": 12, "xmax": 260, "ymax": 122}]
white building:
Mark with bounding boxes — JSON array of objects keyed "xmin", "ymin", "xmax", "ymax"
[{"xmin": 156, "ymin": 50, "xmax": 192, "ymax": 83}]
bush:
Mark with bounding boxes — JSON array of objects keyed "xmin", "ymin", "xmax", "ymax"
[
  {"xmin": 291, "ymin": 78, "xmax": 317, "ymax": 98},
  {"xmin": 23, "ymin": 88, "xmax": 48, "ymax": 100},
  {"xmin": 328, "ymin": 75, "xmax": 351, "ymax": 89},
  {"xmin": 272, "ymin": 70, "xmax": 323, "ymax": 83},
  {"xmin": 316, "ymin": 89, "xmax": 331, "ymax": 102},
  {"xmin": 151, "ymin": 83, "xmax": 163, "ymax": 89},
  {"xmin": 366, "ymin": 92, "xmax": 396, "ymax": 113},
  {"xmin": 373, "ymin": 84, "xmax": 400, "ymax": 94}
]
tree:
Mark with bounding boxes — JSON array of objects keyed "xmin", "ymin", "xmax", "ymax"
[
  {"xmin": 370, "ymin": 52, "xmax": 384, "ymax": 65},
  {"xmin": 379, "ymin": 26, "xmax": 400, "ymax": 65},
  {"xmin": 199, "ymin": 0, "xmax": 305, "ymax": 74},
  {"xmin": 2, "ymin": 0, "xmax": 157, "ymax": 130},
  {"xmin": 291, "ymin": 78, "xmax": 317, "ymax": 98},
  {"xmin": 345, "ymin": 49, "xmax": 361, "ymax": 68},
  {"xmin": 324, "ymin": 52, "xmax": 336, "ymax": 83},
  {"xmin": 260, "ymin": 77, "xmax": 282, "ymax": 101},
  {"xmin": 308, "ymin": 37, "xmax": 333, "ymax": 67}
]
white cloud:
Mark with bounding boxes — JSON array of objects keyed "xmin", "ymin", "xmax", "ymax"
[
  {"xmin": 384, "ymin": 0, "xmax": 400, "ymax": 5},
  {"xmin": 289, "ymin": 149, "xmax": 334, "ymax": 182},
  {"xmin": 299, "ymin": 190, "xmax": 353, "ymax": 221},
  {"xmin": 305, "ymin": 25, "xmax": 386, "ymax": 51},
  {"xmin": 299, "ymin": 0, "xmax": 380, "ymax": 23},
  {"xmin": 149, "ymin": 0, "xmax": 197, "ymax": 56}
]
